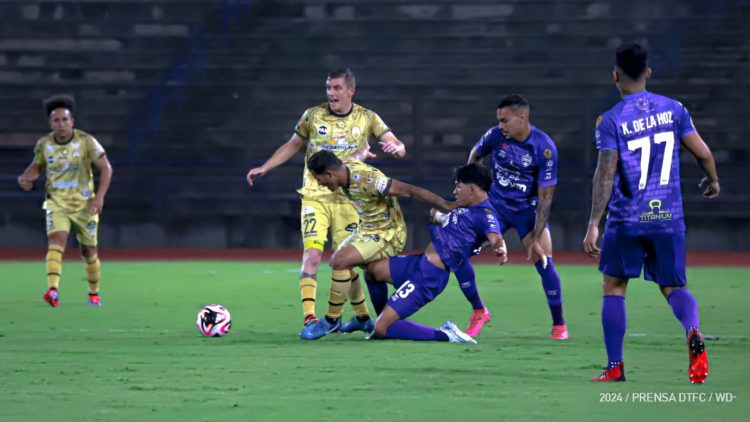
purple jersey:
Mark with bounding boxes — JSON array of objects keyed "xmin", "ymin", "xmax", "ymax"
[
  {"xmin": 596, "ymin": 91, "xmax": 696, "ymax": 234},
  {"xmin": 474, "ymin": 126, "xmax": 558, "ymax": 212},
  {"xmin": 428, "ymin": 199, "xmax": 501, "ymax": 272}
]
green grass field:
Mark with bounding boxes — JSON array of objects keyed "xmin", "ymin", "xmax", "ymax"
[{"xmin": 1, "ymin": 261, "xmax": 748, "ymax": 421}]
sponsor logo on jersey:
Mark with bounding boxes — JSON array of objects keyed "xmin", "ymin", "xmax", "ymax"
[
  {"xmin": 82, "ymin": 189, "xmax": 91, "ymax": 198},
  {"xmin": 71, "ymin": 142, "xmax": 80, "ymax": 149},
  {"xmin": 374, "ymin": 176, "xmax": 388, "ymax": 194},
  {"xmin": 546, "ymin": 160, "xmax": 554, "ymax": 168},
  {"xmin": 301, "ymin": 206, "xmax": 315, "ymax": 216},
  {"xmin": 352, "ymin": 173, "xmax": 361, "ymax": 182},
  {"xmin": 317, "ymin": 125, "xmax": 329, "ymax": 136},
  {"xmin": 47, "ymin": 156, "xmax": 55, "ymax": 164},
  {"xmin": 51, "ymin": 180, "xmax": 79, "ymax": 189},
  {"xmin": 73, "ymin": 151, "xmax": 81, "ymax": 158},
  {"xmin": 521, "ymin": 154, "xmax": 532, "ymax": 167},
  {"xmin": 345, "ymin": 223, "xmax": 358, "ymax": 232},
  {"xmin": 46, "ymin": 145, "xmax": 55, "ymax": 153},
  {"xmin": 352, "ymin": 126, "xmax": 362, "ymax": 139},
  {"xmin": 543, "ymin": 148, "xmax": 552, "ymax": 159},
  {"xmin": 640, "ymin": 199, "xmax": 673, "ymax": 223},
  {"xmin": 636, "ymin": 97, "xmax": 651, "ymax": 112}
]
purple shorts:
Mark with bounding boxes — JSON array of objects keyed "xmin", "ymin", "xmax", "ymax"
[
  {"xmin": 599, "ymin": 226, "xmax": 687, "ymax": 287},
  {"xmin": 492, "ymin": 205, "xmax": 548, "ymax": 240},
  {"xmin": 387, "ymin": 254, "xmax": 450, "ymax": 319}
]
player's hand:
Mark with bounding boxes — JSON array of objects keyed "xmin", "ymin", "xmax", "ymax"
[
  {"xmin": 379, "ymin": 139, "xmax": 405, "ymax": 157},
  {"xmin": 698, "ymin": 177, "xmax": 720, "ymax": 198},
  {"xmin": 88, "ymin": 197, "xmax": 104, "ymax": 215},
  {"xmin": 525, "ymin": 238, "xmax": 547, "ymax": 269},
  {"xmin": 430, "ymin": 208, "xmax": 449, "ymax": 225},
  {"xmin": 583, "ymin": 224, "xmax": 600, "ymax": 258},
  {"xmin": 246, "ymin": 167, "xmax": 266, "ymax": 187},
  {"xmin": 494, "ymin": 243, "xmax": 508, "ymax": 265},
  {"xmin": 17, "ymin": 175, "xmax": 34, "ymax": 191}
]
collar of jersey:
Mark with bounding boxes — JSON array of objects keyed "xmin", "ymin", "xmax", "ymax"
[{"xmin": 328, "ymin": 103, "xmax": 354, "ymax": 118}]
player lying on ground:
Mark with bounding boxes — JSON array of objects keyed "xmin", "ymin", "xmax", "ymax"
[{"xmin": 364, "ymin": 163, "xmax": 507, "ymax": 343}]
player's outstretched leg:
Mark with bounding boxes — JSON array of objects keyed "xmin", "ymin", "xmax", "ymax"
[
  {"xmin": 534, "ymin": 258, "xmax": 567, "ymax": 339},
  {"xmin": 592, "ymin": 295, "xmax": 627, "ymax": 382}
]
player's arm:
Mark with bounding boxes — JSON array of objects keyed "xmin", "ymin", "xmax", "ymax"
[
  {"xmin": 246, "ymin": 133, "xmax": 306, "ymax": 186},
  {"xmin": 531, "ymin": 185, "xmax": 555, "ymax": 240},
  {"xmin": 89, "ymin": 154, "xmax": 113, "ymax": 214},
  {"xmin": 681, "ymin": 132, "xmax": 720, "ymax": 198},
  {"xmin": 377, "ymin": 132, "xmax": 406, "ymax": 158},
  {"xmin": 583, "ymin": 149, "xmax": 618, "ymax": 257},
  {"xmin": 17, "ymin": 162, "xmax": 43, "ymax": 191},
  {"xmin": 467, "ymin": 144, "xmax": 483, "ymax": 164},
  {"xmin": 388, "ymin": 179, "xmax": 455, "ymax": 212}
]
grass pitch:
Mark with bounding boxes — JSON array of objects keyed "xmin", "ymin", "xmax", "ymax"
[{"xmin": 1, "ymin": 261, "xmax": 748, "ymax": 421}]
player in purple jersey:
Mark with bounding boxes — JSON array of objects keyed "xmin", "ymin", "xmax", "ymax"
[
  {"xmin": 364, "ymin": 163, "xmax": 508, "ymax": 343},
  {"xmin": 468, "ymin": 94, "xmax": 567, "ymax": 340},
  {"xmin": 584, "ymin": 43, "xmax": 719, "ymax": 383}
]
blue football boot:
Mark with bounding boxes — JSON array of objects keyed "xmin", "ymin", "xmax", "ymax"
[
  {"xmin": 300, "ymin": 317, "xmax": 341, "ymax": 340},
  {"xmin": 339, "ymin": 316, "xmax": 375, "ymax": 334}
]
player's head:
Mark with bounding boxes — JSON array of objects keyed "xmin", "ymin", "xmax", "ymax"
[
  {"xmin": 496, "ymin": 94, "xmax": 530, "ymax": 141},
  {"xmin": 308, "ymin": 150, "xmax": 346, "ymax": 191},
  {"xmin": 613, "ymin": 43, "xmax": 651, "ymax": 90},
  {"xmin": 326, "ymin": 68, "xmax": 356, "ymax": 114},
  {"xmin": 453, "ymin": 163, "xmax": 492, "ymax": 206},
  {"xmin": 43, "ymin": 94, "xmax": 75, "ymax": 139}
]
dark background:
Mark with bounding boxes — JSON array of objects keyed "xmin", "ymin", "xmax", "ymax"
[{"xmin": 1, "ymin": 0, "xmax": 747, "ymax": 251}]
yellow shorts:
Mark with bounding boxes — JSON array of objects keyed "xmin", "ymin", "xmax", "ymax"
[
  {"xmin": 337, "ymin": 230, "xmax": 406, "ymax": 264},
  {"xmin": 45, "ymin": 208, "xmax": 99, "ymax": 246},
  {"xmin": 300, "ymin": 197, "xmax": 359, "ymax": 251}
]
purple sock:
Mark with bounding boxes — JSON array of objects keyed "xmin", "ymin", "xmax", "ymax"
[
  {"xmin": 385, "ymin": 320, "xmax": 449, "ymax": 341},
  {"xmin": 455, "ymin": 260, "xmax": 484, "ymax": 310},
  {"xmin": 602, "ymin": 295, "xmax": 626, "ymax": 364},
  {"xmin": 667, "ymin": 288, "xmax": 700, "ymax": 335},
  {"xmin": 534, "ymin": 258, "xmax": 565, "ymax": 325},
  {"xmin": 365, "ymin": 274, "xmax": 388, "ymax": 315}
]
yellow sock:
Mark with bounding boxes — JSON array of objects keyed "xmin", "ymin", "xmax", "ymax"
[
  {"xmin": 348, "ymin": 271, "xmax": 370, "ymax": 318},
  {"xmin": 327, "ymin": 269, "xmax": 351, "ymax": 320},
  {"xmin": 46, "ymin": 245, "xmax": 64, "ymax": 289},
  {"xmin": 299, "ymin": 277, "xmax": 317, "ymax": 319},
  {"xmin": 84, "ymin": 254, "xmax": 100, "ymax": 294}
]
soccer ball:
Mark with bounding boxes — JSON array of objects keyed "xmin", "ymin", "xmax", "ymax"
[{"xmin": 196, "ymin": 304, "xmax": 232, "ymax": 337}]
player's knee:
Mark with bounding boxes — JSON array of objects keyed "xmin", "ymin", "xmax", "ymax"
[
  {"xmin": 302, "ymin": 248, "xmax": 323, "ymax": 272},
  {"xmin": 330, "ymin": 254, "xmax": 349, "ymax": 271},
  {"xmin": 80, "ymin": 245, "xmax": 97, "ymax": 258}
]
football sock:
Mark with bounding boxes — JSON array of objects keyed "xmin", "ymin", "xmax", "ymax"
[
  {"xmin": 299, "ymin": 276, "xmax": 317, "ymax": 319},
  {"xmin": 602, "ymin": 295, "xmax": 626, "ymax": 364},
  {"xmin": 84, "ymin": 253, "xmax": 100, "ymax": 294},
  {"xmin": 667, "ymin": 288, "xmax": 700, "ymax": 335},
  {"xmin": 455, "ymin": 261, "xmax": 484, "ymax": 310},
  {"xmin": 535, "ymin": 258, "xmax": 565, "ymax": 325},
  {"xmin": 46, "ymin": 245, "xmax": 64, "ymax": 289},
  {"xmin": 347, "ymin": 271, "xmax": 370, "ymax": 319},
  {"xmin": 326, "ymin": 269, "xmax": 351, "ymax": 320},
  {"xmin": 364, "ymin": 273, "xmax": 388, "ymax": 315},
  {"xmin": 385, "ymin": 320, "xmax": 449, "ymax": 341}
]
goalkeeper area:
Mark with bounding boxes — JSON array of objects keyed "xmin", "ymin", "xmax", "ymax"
[{"xmin": 1, "ymin": 260, "xmax": 748, "ymax": 420}]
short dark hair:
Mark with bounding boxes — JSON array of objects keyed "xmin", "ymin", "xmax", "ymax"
[
  {"xmin": 308, "ymin": 150, "xmax": 343, "ymax": 174},
  {"xmin": 615, "ymin": 43, "xmax": 648, "ymax": 80},
  {"xmin": 43, "ymin": 94, "xmax": 75, "ymax": 117},
  {"xmin": 497, "ymin": 94, "xmax": 530, "ymax": 112},
  {"xmin": 327, "ymin": 68, "xmax": 356, "ymax": 87},
  {"xmin": 455, "ymin": 163, "xmax": 492, "ymax": 193}
]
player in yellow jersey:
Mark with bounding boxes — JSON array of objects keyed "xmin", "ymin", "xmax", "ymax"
[
  {"xmin": 300, "ymin": 150, "xmax": 456, "ymax": 339},
  {"xmin": 246, "ymin": 68, "xmax": 406, "ymax": 332},
  {"xmin": 17, "ymin": 95, "xmax": 113, "ymax": 307}
]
